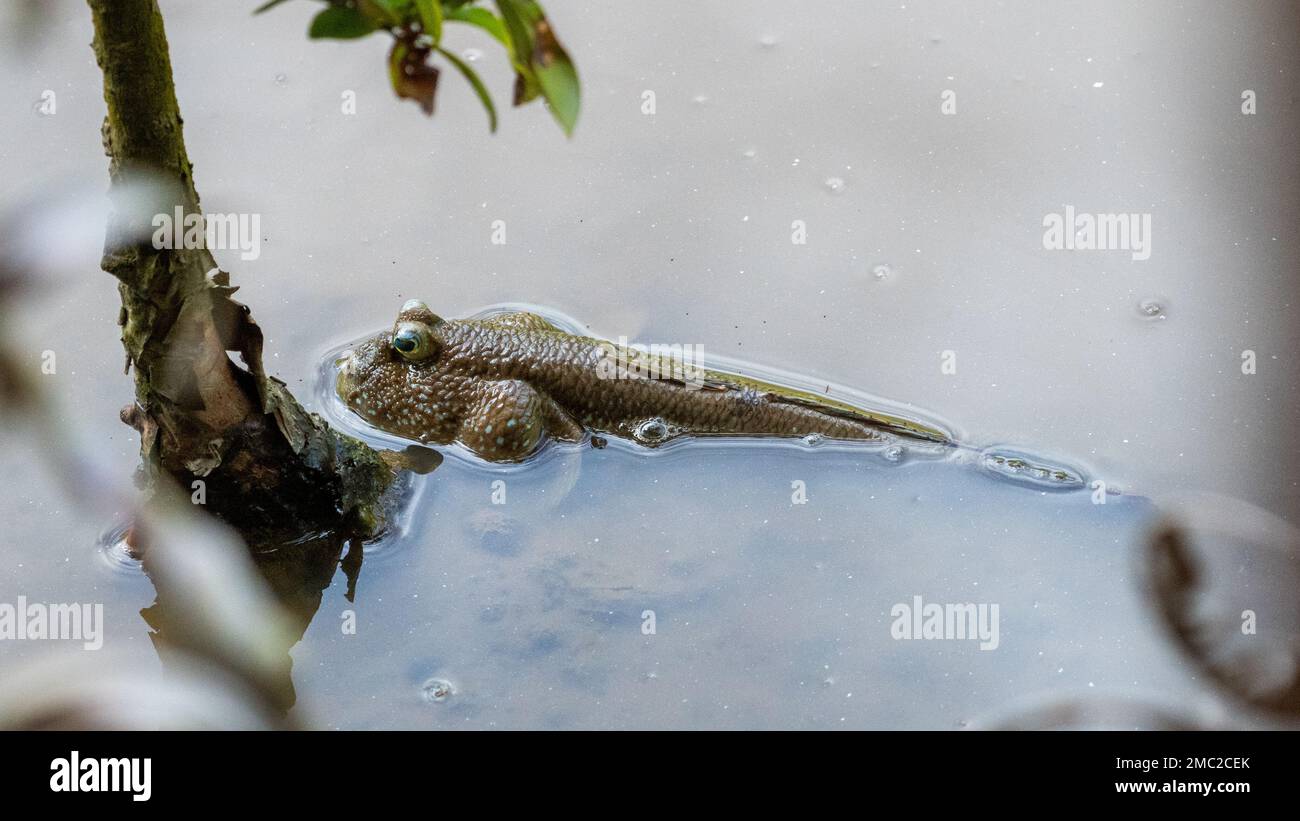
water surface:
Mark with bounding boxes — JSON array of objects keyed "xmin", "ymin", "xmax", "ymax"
[{"xmin": 1, "ymin": 0, "xmax": 1296, "ymax": 729}]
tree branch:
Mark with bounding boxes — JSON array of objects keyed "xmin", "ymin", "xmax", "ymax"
[{"xmin": 88, "ymin": 0, "xmax": 395, "ymax": 545}]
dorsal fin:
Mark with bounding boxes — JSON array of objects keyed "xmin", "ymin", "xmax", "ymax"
[{"xmin": 479, "ymin": 311, "xmax": 565, "ymax": 333}]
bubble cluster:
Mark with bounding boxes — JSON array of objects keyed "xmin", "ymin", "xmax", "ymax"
[{"xmin": 980, "ymin": 449, "xmax": 1085, "ymax": 491}]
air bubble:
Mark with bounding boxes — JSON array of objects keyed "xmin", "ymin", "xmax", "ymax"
[
  {"xmin": 633, "ymin": 418, "xmax": 671, "ymax": 444},
  {"xmin": 759, "ymin": 34, "xmax": 778, "ymax": 49},
  {"xmin": 421, "ymin": 678, "xmax": 454, "ymax": 703},
  {"xmin": 1138, "ymin": 298, "xmax": 1167, "ymax": 320},
  {"xmin": 871, "ymin": 263, "xmax": 892, "ymax": 281},
  {"xmin": 802, "ymin": 433, "xmax": 826, "ymax": 447},
  {"xmin": 274, "ymin": 73, "xmax": 288, "ymax": 85},
  {"xmin": 462, "ymin": 48, "xmax": 483, "ymax": 62},
  {"xmin": 882, "ymin": 444, "xmax": 905, "ymax": 463},
  {"xmin": 825, "ymin": 177, "xmax": 846, "ymax": 194}
]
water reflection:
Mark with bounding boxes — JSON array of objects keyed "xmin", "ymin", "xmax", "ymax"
[{"xmin": 142, "ymin": 531, "xmax": 361, "ymax": 715}]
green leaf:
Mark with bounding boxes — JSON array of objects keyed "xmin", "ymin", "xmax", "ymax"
[
  {"xmin": 512, "ymin": 70, "xmax": 542, "ymax": 106},
  {"xmin": 253, "ymin": 0, "xmax": 293, "ymax": 13},
  {"xmin": 387, "ymin": 40, "xmax": 408, "ymax": 91},
  {"xmin": 493, "ymin": 0, "xmax": 539, "ymax": 103},
  {"xmin": 364, "ymin": 0, "xmax": 406, "ymax": 26},
  {"xmin": 415, "ymin": 0, "xmax": 443, "ymax": 41},
  {"xmin": 308, "ymin": 6, "xmax": 378, "ymax": 39},
  {"xmin": 494, "ymin": 3, "xmax": 534, "ymax": 66},
  {"xmin": 446, "ymin": 6, "xmax": 508, "ymax": 47},
  {"xmin": 436, "ymin": 46, "xmax": 497, "ymax": 132},
  {"xmin": 533, "ymin": 40, "xmax": 579, "ymax": 135},
  {"xmin": 494, "ymin": 0, "xmax": 535, "ymax": 56},
  {"xmin": 494, "ymin": 0, "xmax": 579, "ymax": 135}
]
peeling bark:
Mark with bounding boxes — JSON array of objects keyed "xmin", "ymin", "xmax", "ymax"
[{"xmin": 88, "ymin": 0, "xmax": 394, "ymax": 544}]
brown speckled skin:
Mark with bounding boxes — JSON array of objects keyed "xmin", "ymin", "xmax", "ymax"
[{"xmin": 338, "ymin": 304, "xmax": 948, "ymax": 462}]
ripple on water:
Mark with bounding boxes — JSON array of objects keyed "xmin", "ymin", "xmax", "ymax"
[{"xmin": 96, "ymin": 522, "xmax": 144, "ymax": 576}]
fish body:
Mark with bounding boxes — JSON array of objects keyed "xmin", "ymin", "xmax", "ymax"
[{"xmin": 337, "ymin": 301, "xmax": 950, "ymax": 462}]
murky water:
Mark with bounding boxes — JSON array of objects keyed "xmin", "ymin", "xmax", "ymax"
[
  {"xmin": 1, "ymin": 1, "xmax": 1297, "ymax": 728},
  {"xmin": 295, "ymin": 437, "xmax": 1168, "ymax": 729}
]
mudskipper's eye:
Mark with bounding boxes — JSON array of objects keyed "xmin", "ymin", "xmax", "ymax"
[
  {"xmin": 393, "ymin": 332, "xmax": 418, "ymax": 353},
  {"xmin": 392, "ymin": 322, "xmax": 435, "ymax": 361}
]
